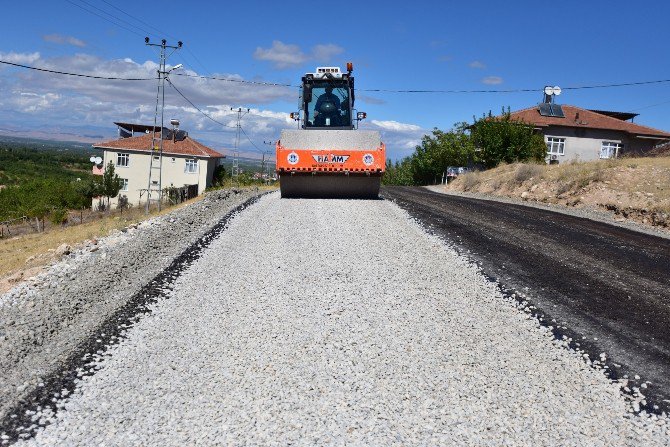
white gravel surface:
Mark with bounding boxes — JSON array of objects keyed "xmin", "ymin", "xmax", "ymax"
[{"xmin": 15, "ymin": 193, "xmax": 670, "ymax": 446}]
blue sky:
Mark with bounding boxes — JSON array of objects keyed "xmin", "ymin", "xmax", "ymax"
[{"xmin": 1, "ymin": 1, "xmax": 670, "ymax": 160}]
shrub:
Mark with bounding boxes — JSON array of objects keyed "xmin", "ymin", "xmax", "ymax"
[
  {"xmin": 50, "ymin": 208, "xmax": 68, "ymax": 226},
  {"xmin": 513, "ymin": 163, "xmax": 544, "ymax": 184},
  {"xmin": 459, "ymin": 172, "xmax": 481, "ymax": 191}
]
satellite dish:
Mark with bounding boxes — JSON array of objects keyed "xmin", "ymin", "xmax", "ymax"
[
  {"xmin": 94, "ymin": 156, "xmax": 103, "ymax": 165},
  {"xmin": 89, "ymin": 156, "xmax": 96, "ymax": 163},
  {"xmin": 544, "ymin": 86, "xmax": 554, "ymax": 96},
  {"xmin": 145, "ymin": 129, "xmax": 150, "ymax": 134},
  {"xmin": 553, "ymin": 86, "xmax": 562, "ymax": 96}
]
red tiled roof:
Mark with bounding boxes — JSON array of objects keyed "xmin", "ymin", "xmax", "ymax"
[
  {"xmin": 93, "ymin": 133, "xmax": 225, "ymax": 158},
  {"xmin": 508, "ymin": 105, "xmax": 670, "ymax": 139}
]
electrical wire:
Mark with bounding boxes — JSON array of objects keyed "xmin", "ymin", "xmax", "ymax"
[
  {"xmin": 96, "ymin": 0, "xmax": 210, "ymax": 77},
  {"xmin": 99, "ymin": 0, "xmax": 167, "ymax": 40},
  {"xmin": 166, "ymin": 78, "xmax": 236, "ymax": 128},
  {"xmin": 173, "ymin": 72, "xmax": 298, "ymax": 88},
  {"xmin": 167, "ymin": 79, "xmax": 265, "ymax": 154},
  {"xmin": 358, "ymin": 78, "xmax": 670, "ymax": 94},
  {"xmin": 0, "ymin": 60, "xmax": 155, "ymax": 81},
  {"xmin": 63, "ymin": 0, "xmax": 146, "ymax": 38},
  {"xmin": 240, "ymin": 126, "xmax": 263, "ymax": 153}
]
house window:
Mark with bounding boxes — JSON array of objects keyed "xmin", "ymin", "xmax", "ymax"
[
  {"xmin": 117, "ymin": 153, "xmax": 130, "ymax": 167},
  {"xmin": 185, "ymin": 159, "xmax": 198, "ymax": 173},
  {"xmin": 546, "ymin": 137, "xmax": 565, "ymax": 155},
  {"xmin": 600, "ymin": 141, "xmax": 621, "ymax": 159},
  {"xmin": 120, "ymin": 178, "xmax": 128, "ymax": 191}
]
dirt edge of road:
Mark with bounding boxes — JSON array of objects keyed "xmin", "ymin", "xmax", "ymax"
[{"xmin": 443, "ymin": 157, "xmax": 670, "ymax": 236}]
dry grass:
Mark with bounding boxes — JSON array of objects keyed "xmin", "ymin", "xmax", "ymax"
[
  {"xmin": 458, "ymin": 171, "xmax": 482, "ymax": 191},
  {"xmin": 0, "ymin": 195, "xmax": 203, "ymax": 284},
  {"xmin": 512, "ymin": 163, "xmax": 545, "ymax": 185},
  {"xmin": 446, "ymin": 156, "xmax": 670, "ymax": 229}
]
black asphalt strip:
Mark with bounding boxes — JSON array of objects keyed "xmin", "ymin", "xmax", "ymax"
[{"xmin": 382, "ymin": 186, "xmax": 670, "ymax": 416}]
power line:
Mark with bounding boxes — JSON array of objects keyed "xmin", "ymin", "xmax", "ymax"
[
  {"xmin": 99, "ymin": 0, "xmax": 167, "ymax": 40},
  {"xmin": 96, "ymin": 0, "xmax": 209, "ymax": 76},
  {"xmin": 240, "ymin": 126, "xmax": 263, "ymax": 153},
  {"xmin": 359, "ymin": 78, "xmax": 670, "ymax": 94},
  {"xmin": 0, "ymin": 60, "xmax": 155, "ymax": 81},
  {"xmin": 168, "ymin": 78, "xmax": 265, "ymax": 154},
  {"xmin": 5, "ymin": 55, "xmax": 670, "ymax": 95},
  {"xmin": 173, "ymin": 72, "xmax": 298, "ymax": 88},
  {"xmin": 168, "ymin": 78, "xmax": 265, "ymax": 153},
  {"xmin": 63, "ymin": 0, "xmax": 146, "ymax": 38},
  {"xmin": 166, "ymin": 78, "xmax": 236, "ymax": 129}
]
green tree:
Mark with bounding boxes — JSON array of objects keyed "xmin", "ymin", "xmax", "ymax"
[
  {"xmin": 100, "ymin": 161, "xmax": 122, "ymax": 210},
  {"xmin": 410, "ymin": 124, "xmax": 476, "ymax": 185},
  {"xmin": 383, "ymin": 157, "xmax": 415, "ymax": 186},
  {"xmin": 212, "ymin": 164, "xmax": 226, "ymax": 186},
  {"xmin": 470, "ymin": 109, "xmax": 546, "ymax": 168}
]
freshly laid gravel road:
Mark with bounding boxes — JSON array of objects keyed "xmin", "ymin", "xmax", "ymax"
[
  {"xmin": 7, "ymin": 193, "xmax": 670, "ymax": 445},
  {"xmin": 0, "ymin": 188, "xmax": 261, "ymax": 431}
]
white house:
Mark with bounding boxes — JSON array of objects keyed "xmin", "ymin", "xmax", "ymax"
[
  {"xmin": 93, "ymin": 123, "xmax": 225, "ymax": 207},
  {"xmin": 508, "ymin": 104, "xmax": 670, "ymax": 163}
]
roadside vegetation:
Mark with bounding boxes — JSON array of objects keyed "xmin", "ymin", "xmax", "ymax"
[
  {"xmin": 0, "ymin": 141, "xmax": 104, "ymax": 224},
  {"xmin": 383, "ymin": 110, "xmax": 546, "ymax": 186},
  {"xmin": 449, "ymin": 157, "xmax": 670, "ymax": 228}
]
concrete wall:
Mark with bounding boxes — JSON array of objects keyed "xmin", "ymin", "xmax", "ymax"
[
  {"xmin": 541, "ymin": 126, "xmax": 661, "ymax": 163},
  {"xmin": 101, "ymin": 150, "xmax": 218, "ymax": 208}
]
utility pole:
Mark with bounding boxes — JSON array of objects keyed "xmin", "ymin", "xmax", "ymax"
[
  {"xmin": 231, "ymin": 107, "xmax": 249, "ymax": 187},
  {"xmin": 263, "ymin": 140, "xmax": 275, "ymax": 184},
  {"xmin": 145, "ymin": 37, "xmax": 182, "ymax": 213}
]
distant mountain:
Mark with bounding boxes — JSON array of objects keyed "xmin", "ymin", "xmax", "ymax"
[{"xmin": 0, "ymin": 125, "xmax": 113, "ymax": 144}]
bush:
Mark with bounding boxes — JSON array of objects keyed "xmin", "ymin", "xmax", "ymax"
[
  {"xmin": 50, "ymin": 208, "xmax": 68, "ymax": 226},
  {"xmin": 459, "ymin": 172, "xmax": 481, "ymax": 191},
  {"xmin": 513, "ymin": 163, "xmax": 544, "ymax": 184},
  {"xmin": 117, "ymin": 195, "xmax": 130, "ymax": 211}
]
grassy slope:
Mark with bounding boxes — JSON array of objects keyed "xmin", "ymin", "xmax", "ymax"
[
  {"xmin": 0, "ymin": 198, "xmax": 202, "ymax": 295},
  {"xmin": 448, "ymin": 157, "xmax": 670, "ymax": 228}
]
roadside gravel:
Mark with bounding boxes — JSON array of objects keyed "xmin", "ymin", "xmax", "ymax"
[
  {"xmin": 425, "ymin": 185, "xmax": 670, "ymax": 240},
  {"xmin": 14, "ymin": 193, "xmax": 670, "ymax": 446},
  {"xmin": 0, "ymin": 188, "xmax": 262, "ymax": 426}
]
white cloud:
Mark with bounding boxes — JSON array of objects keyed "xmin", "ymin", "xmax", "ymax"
[
  {"xmin": 254, "ymin": 41, "xmax": 345, "ymax": 69},
  {"xmin": 0, "ymin": 51, "xmax": 41, "ymax": 64},
  {"xmin": 15, "ymin": 91, "xmax": 62, "ymax": 113},
  {"xmin": 370, "ymin": 120, "xmax": 422, "ymax": 132},
  {"xmin": 0, "ymin": 52, "xmax": 299, "ymax": 153},
  {"xmin": 365, "ymin": 120, "xmax": 427, "ymax": 160},
  {"xmin": 253, "ymin": 41, "xmax": 307, "ymax": 69},
  {"xmin": 311, "ymin": 44, "xmax": 344, "ymax": 62},
  {"xmin": 482, "ymin": 76, "xmax": 503, "ymax": 85},
  {"xmin": 469, "ymin": 60, "xmax": 486, "ymax": 69},
  {"xmin": 43, "ymin": 34, "xmax": 86, "ymax": 48}
]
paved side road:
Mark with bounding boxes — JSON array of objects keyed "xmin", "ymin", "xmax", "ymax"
[
  {"xmin": 9, "ymin": 193, "xmax": 668, "ymax": 446},
  {"xmin": 383, "ymin": 186, "xmax": 670, "ymax": 413}
]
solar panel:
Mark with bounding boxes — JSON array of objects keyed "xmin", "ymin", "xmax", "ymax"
[
  {"xmin": 538, "ymin": 103, "xmax": 565, "ymax": 118},
  {"xmin": 538, "ymin": 103, "xmax": 552, "ymax": 117},
  {"xmin": 550, "ymin": 104, "xmax": 565, "ymax": 118}
]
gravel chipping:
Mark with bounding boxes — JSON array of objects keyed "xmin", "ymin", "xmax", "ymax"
[
  {"xmin": 0, "ymin": 188, "xmax": 262, "ymax": 427},
  {"xmin": 9, "ymin": 193, "xmax": 670, "ymax": 446}
]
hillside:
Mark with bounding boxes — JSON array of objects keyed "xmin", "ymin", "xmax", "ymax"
[{"xmin": 446, "ymin": 157, "xmax": 670, "ymax": 229}]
